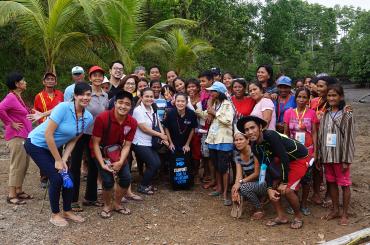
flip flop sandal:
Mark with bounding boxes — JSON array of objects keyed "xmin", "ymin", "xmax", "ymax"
[
  {"xmin": 82, "ymin": 200, "xmax": 104, "ymax": 207},
  {"xmin": 236, "ymin": 197, "xmax": 244, "ymax": 219},
  {"xmin": 63, "ymin": 215, "xmax": 85, "ymax": 223},
  {"xmin": 71, "ymin": 203, "xmax": 84, "ymax": 212},
  {"xmin": 6, "ymin": 197, "xmax": 26, "ymax": 205},
  {"xmin": 266, "ymin": 219, "xmax": 289, "ymax": 227},
  {"xmin": 290, "ymin": 219, "xmax": 303, "ymax": 229},
  {"xmin": 16, "ymin": 192, "xmax": 34, "ymax": 200},
  {"xmin": 114, "ymin": 207, "xmax": 131, "ymax": 215},
  {"xmin": 100, "ymin": 210, "xmax": 112, "ymax": 219},
  {"xmin": 251, "ymin": 211, "xmax": 264, "ymax": 220},
  {"xmin": 223, "ymin": 199, "xmax": 232, "ymax": 206},
  {"xmin": 137, "ymin": 186, "xmax": 154, "ymax": 195},
  {"xmin": 49, "ymin": 218, "xmax": 68, "ymax": 227},
  {"xmin": 231, "ymin": 202, "xmax": 239, "ymax": 218},
  {"xmin": 125, "ymin": 194, "xmax": 143, "ymax": 201},
  {"xmin": 208, "ymin": 191, "xmax": 221, "ymax": 197},
  {"xmin": 148, "ymin": 186, "xmax": 158, "ymax": 192}
]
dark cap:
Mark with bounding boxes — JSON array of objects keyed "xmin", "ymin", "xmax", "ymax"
[
  {"xmin": 237, "ymin": 116, "xmax": 267, "ymax": 133},
  {"xmin": 210, "ymin": 67, "xmax": 221, "ymax": 76},
  {"xmin": 43, "ymin": 72, "xmax": 56, "ymax": 80}
]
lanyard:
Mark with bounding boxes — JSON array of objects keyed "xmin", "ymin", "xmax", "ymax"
[
  {"xmin": 294, "ymin": 107, "xmax": 307, "ymax": 129},
  {"xmin": 316, "ymin": 97, "xmax": 327, "ymax": 113},
  {"xmin": 277, "ymin": 95, "xmax": 290, "ymax": 120},
  {"xmin": 74, "ymin": 103, "xmax": 85, "ymax": 136}
]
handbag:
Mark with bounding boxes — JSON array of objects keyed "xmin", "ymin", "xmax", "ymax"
[
  {"xmin": 100, "ymin": 113, "xmax": 122, "ymax": 163},
  {"xmin": 151, "ymin": 112, "xmax": 163, "ymax": 150}
]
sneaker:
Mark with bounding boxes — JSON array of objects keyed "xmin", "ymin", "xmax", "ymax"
[{"xmin": 40, "ymin": 181, "xmax": 48, "ymax": 189}]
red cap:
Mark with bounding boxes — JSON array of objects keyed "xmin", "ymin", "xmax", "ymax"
[{"xmin": 89, "ymin": 66, "xmax": 105, "ymax": 76}]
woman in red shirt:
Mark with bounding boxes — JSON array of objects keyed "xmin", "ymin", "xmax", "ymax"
[{"xmin": 231, "ymin": 78, "xmax": 256, "ymax": 120}]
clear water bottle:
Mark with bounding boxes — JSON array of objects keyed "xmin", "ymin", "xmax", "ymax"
[{"xmin": 259, "ymin": 163, "xmax": 267, "ymax": 184}]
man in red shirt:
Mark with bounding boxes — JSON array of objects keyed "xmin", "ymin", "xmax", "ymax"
[
  {"xmin": 92, "ymin": 91, "xmax": 138, "ymax": 218},
  {"xmin": 33, "ymin": 72, "xmax": 64, "ymax": 123},
  {"xmin": 31, "ymin": 72, "xmax": 64, "ymax": 188}
]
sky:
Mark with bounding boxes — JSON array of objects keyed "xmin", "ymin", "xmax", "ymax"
[{"xmin": 305, "ymin": 0, "xmax": 370, "ymax": 10}]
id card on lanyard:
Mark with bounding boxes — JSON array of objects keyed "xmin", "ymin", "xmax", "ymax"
[{"xmin": 326, "ymin": 110, "xmax": 340, "ymax": 148}]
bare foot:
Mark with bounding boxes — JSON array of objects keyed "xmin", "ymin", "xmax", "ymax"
[
  {"xmin": 63, "ymin": 211, "xmax": 85, "ymax": 223},
  {"xmin": 339, "ymin": 216, "xmax": 349, "ymax": 226},
  {"xmin": 309, "ymin": 194, "xmax": 322, "ymax": 205},
  {"xmin": 321, "ymin": 211, "xmax": 340, "ymax": 220}
]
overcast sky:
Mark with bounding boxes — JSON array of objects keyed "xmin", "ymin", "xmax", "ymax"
[{"xmin": 306, "ymin": 0, "xmax": 370, "ymax": 10}]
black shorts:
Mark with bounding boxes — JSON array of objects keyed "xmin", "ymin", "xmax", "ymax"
[{"xmin": 209, "ymin": 149, "xmax": 232, "ymax": 174}]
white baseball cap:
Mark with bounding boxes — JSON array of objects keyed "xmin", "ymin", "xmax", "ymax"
[{"xmin": 71, "ymin": 66, "xmax": 85, "ymax": 75}]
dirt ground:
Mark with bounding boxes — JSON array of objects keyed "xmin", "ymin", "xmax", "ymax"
[{"xmin": 0, "ymin": 88, "xmax": 369, "ymax": 245}]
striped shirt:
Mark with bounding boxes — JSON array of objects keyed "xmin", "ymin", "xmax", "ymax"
[
  {"xmin": 233, "ymin": 150, "xmax": 254, "ymax": 176},
  {"xmin": 318, "ymin": 109, "xmax": 355, "ymax": 164}
]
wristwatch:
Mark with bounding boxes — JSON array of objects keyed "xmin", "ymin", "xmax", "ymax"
[{"xmin": 239, "ymin": 179, "xmax": 244, "ymax": 184}]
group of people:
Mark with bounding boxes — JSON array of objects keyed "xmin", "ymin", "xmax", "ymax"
[{"xmin": 0, "ymin": 61, "xmax": 355, "ymax": 229}]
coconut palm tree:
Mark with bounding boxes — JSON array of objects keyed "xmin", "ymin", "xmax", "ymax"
[
  {"xmin": 0, "ymin": 0, "xmax": 104, "ymax": 73},
  {"xmin": 79, "ymin": 0, "xmax": 199, "ymax": 73},
  {"xmin": 164, "ymin": 28, "xmax": 212, "ymax": 76}
]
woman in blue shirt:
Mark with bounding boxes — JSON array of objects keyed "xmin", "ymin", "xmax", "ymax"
[{"xmin": 24, "ymin": 83, "xmax": 93, "ymax": 227}]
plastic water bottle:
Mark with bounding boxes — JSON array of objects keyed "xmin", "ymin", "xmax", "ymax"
[{"xmin": 259, "ymin": 163, "xmax": 267, "ymax": 184}]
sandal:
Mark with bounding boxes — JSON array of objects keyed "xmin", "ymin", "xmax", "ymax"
[
  {"xmin": 125, "ymin": 194, "xmax": 143, "ymax": 201},
  {"xmin": 17, "ymin": 192, "xmax": 34, "ymax": 200},
  {"xmin": 137, "ymin": 185, "xmax": 154, "ymax": 195},
  {"xmin": 49, "ymin": 218, "xmax": 68, "ymax": 227},
  {"xmin": 6, "ymin": 196, "xmax": 26, "ymax": 205},
  {"xmin": 82, "ymin": 200, "xmax": 104, "ymax": 207},
  {"xmin": 251, "ymin": 211, "xmax": 264, "ymax": 220},
  {"xmin": 208, "ymin": 191, "xmax": 221, "ymax": 197},
  {"xmin": 63, "ymin": 214, "xmax": 85, "ymax": 223},
  {"xmin": 114, "ymin": 207, "xmax": 131, "ymax": 215},
  {"xmin": 223, "ymin": 199, "xmax": 232, "ymax": 206},
  {"xmin": 202, "ymin": 182, "xmax": 215, "ymax": 189},
  {"xmin": 148, "ymin": 185, "xmax": 158, "ymax": 192},
  {"xmin": 100, "ymin": 209, "xmax": 112, "ymax": 219},
  {"xmin": 266, "ymin": 218, "xmax": 288, "ymax": 227},
  {"xmin": 71, "ymin": 203, "xmax": 84, "ymax": 212},
  {"xmin": 290, "ymin": 219, "xmax": 303, "ymax": 229}
]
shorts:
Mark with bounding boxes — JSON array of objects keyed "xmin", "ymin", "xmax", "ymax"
[
  {"xmin": 209, "ymin": 149, "xmax": 232, "ymax": 174},
  {"xmin": 324, "ymin": 163, "xmax": 351, "ymax": 186},
  {"xmin": 287, "ymin": 156, "xmax": 310, "ymax": 191},
  {"xmin": 201, "ymin": 134, "xmax": 209, "ymax": 158},
  {"xmin": 301, "ymin": 165, "xmax": 313, "ymax": 186},
  {"xmin": 191, "ymin": 133, "xmax": 201, "ymax": 161}
]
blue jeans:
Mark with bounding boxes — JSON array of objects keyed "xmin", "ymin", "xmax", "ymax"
[
  {"xmin": 132, "ymin": 145, "xmax": 161, "ymax": 186},
  {"xmin": 95, "ymin": 158, "xmax": 131, "ymax": 190},
  {"xmin": 24, "ymin": 139, "xmax": 72, "ymax": 214}
]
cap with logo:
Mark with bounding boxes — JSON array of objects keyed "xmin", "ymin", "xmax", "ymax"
[{"xmin": 71, "ymin": 66, "xmax": 85, "ymax": 75}]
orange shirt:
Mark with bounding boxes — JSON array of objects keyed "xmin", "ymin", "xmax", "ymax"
[
  {"xmin": 310, "ymin": 97, "xmax": 327, "ymax": 121},
  {"xmin": 34, "ymin": 89, "xmax": 64, "ymax": 123}
]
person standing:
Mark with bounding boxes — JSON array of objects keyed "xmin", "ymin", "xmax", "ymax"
[
  {"xmin": 231, "ymin": 78, "xmax": 255, "ymax": 120},
  {"xmin": 205, "ymin": 82, "xmax": 235, "ymax": 206},
  {"xmin": 32, "ymin": 72, "xmax": 64, "ymax": 188},
  {"xmin": 274, "ymin": 76, "xmax": 296, "ymax": 133},
  {"xmin": 24, "ymin": 83, "xmax": 93, "ymax": 226},
  {"xmin": 0, "ymin": 72, "xmax": 33, "ymax": 205},
  {"xmin": 108, "ymin": 60, "xmax": 125, "ymax": 99},
  {"xmin": 318, "ymin": 84, "xmax": 355, "ymax": 226},
  {"xmin": 149, "ymin": 66, "xmax": 161, "ymax": 81},
  {"xmin": 70, "ymin": 66, "xmax": 108, "ymax": 211},
  {"xmin": 64, "ymin": 66, "xmax": 85, "ymax": 101},
  {"xmin": 92, "ymin": 91, "xmax": 138, "ymax": 218}
]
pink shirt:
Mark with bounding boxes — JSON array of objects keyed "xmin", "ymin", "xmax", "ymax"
[
  {"xmin": 251, "ymin": 98, "xmax": 276, "ymax": 130},
  {"xmin": 0, "ymin": 93, "xmax": 32, "ymax": 140},
  {"xmin": 284, "ymin": 108, "xmax": 318, "ymax": 154}
]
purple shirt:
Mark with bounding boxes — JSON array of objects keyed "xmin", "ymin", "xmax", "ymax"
[{"xmin": 0, "ymin": 93, "xmax": 32, "ymax": 140}]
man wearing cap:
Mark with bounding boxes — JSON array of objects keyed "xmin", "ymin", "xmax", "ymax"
[
  {"xmin": 108, "ymin": 60, "xmax": 125, "ymax": 99},
  {"xmin": 64, "ymin": 66, "xmax": 85, "ymax": 101},
  {"xmin": 237, "ymin": 116, "xmax": 311, "ymax": 229},
  {"xmin": 274, "ymin": 76, "xmax": 296, "ymax": 133},
  {"xmin": 31, "ymin": 72, "xmax": 64, "ymax": 187},
  {"xmin": 32, "ymin": 72, "xmax": 64, "ymax": 124}
]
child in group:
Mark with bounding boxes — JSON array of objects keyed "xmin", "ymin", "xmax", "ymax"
[
  {"xmin": 284, "ymin": 88, "xmax": 318, "ymax": 215},
  {"xmin": 318, "ymin": 84, "xmax": 355, "ymax": 226}
]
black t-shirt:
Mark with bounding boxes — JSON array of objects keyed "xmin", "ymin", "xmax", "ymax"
[
  {"xmin": 163, "ymin": 108, "xmax": 198, "ymax": 149},
  {"xmin": 251, "ymin": 130, "xmax": 308, "ymax": 188},
  {"xmin": 108, "ymin": 85, "xmax": 122, "ymax": 99}
]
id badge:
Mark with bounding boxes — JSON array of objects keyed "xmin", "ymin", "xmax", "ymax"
[
  {"xmin": 295, "ymin": 132, "xmax": 305, "ymax": 145},
  {"xmin": 326, "ymin": 133, "xmax": 337, "ymax": 147}
]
